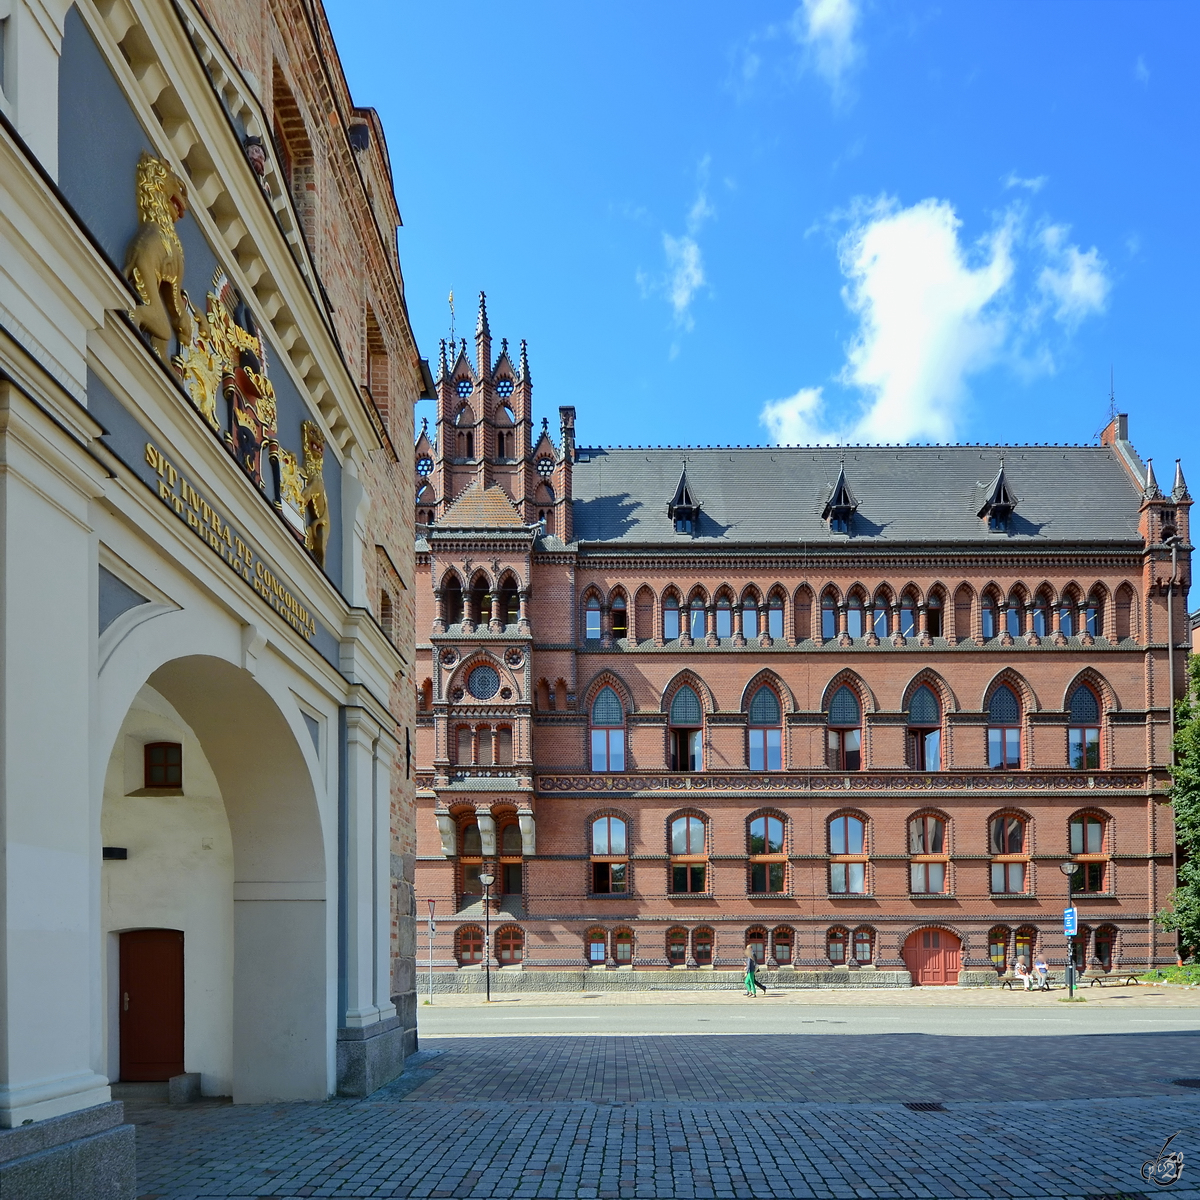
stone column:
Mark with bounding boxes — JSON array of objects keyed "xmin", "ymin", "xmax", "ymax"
[
  {"xmin": 489, "ymin": 590, "xmax": 503, "ymax": 633},
  {"xmin": 432, "ymin": 588, "xmax": 446, "ymax": 634},
  {"xmin": 732, "ymin": 601, "xmax": 745, "ymax": 647},
  {"xmin": 891, "ymin": 602, "xmax": 905, "ymax": 646},
  {"xmin": 706, "ymin": 604, "xmax": 719, "ymax": 646},
  {"xmin": 758, "ymin": 603, "xmax": 772, "ymax": 648},
  {"xmin": 518, "ymin": 588, "xmax": 531, "ymax": 633}
]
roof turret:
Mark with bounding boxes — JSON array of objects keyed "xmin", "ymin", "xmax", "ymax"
[
  {"xmin": 1144, "ymin": 458, "xmax": 1162, "ymax": 500},
  {"xmin": 1173, "ymin": 459, "xmax": 1191, "ymax": 503},
  {"xmin": 976, "ymin": 464, "xmax": 1018, "ymax": 528},
  {"xmin": 822, "ymin": 464, "xmax": 859, "ymax": 530}
]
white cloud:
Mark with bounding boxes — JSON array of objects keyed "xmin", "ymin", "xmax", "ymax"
[
  {"xmin": 1036, "ymin": 225, "xmax": 1109, "ymax": 327},
  {"xmin": 1003, "ymin": 171, "xmax": 1047, "ymax": 193},
  {"xmin": 1135, "ymin": 54, "xmax": 1150, "ymax": 85},
  {"xmin": 759, "ymin": 196, "xmax": 1111, "ymax": 445},
  {"xmin": 790, "ymin": 0, "xmax": 861, "ymax": 99}
]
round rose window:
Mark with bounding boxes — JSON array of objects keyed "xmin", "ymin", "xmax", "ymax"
[{"xmin": 467, "ymin": 665, "xmax": 500, "ymax": 700}]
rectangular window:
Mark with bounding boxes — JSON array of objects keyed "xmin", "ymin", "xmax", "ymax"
[
  {"xmin": 900, "ymin": 604, "xmax": 916, "ymax": 637},
  {"xmin": 768, "ymin": 606, "xmax": 784, "ymax": 639},
  {"xmin": 743, "ymin": 605, "xmax": 758, "ymax": 639},
  {"xmin": 990, "ymin": 862, "xmax": 1026, "ymax": 893},
  {"xmin": 847, "ymin": 608, "xmax": 863, "ymax": 637},
  {"xmin": 829, "ymin": 862, "xmax": 866, "ymax": 894},
  {"xmin": 716, "ymin": 607, "xmax": 732, "ymax": 638},
  {"xmin": 1070, "ymin": 817, "xmax": 1104, "ymax": 854},
  {"xmin": 873, "ymin": 607, "xmax": 889, "ymax": 638},
  {"xmin": 663, "ymin": 606, "xmax": 680, "ymax": 640},
  {"xmin": 1073, "ymin": 862, "xmax": 1106, "ymax": 893},
  {"xmin": 909, "ymin": 729, "xmax": 941, "ymax": 771},
  {"xmin": 589, "ymin": 938, "xmax": 606, "ymax": 964},
  {"xmin": 591, "ymin": 728, "xmax": 625, "ymax": 772},
  {"xmin": 910, "ymin": 862, "xmax": 946, "ymax": 893},
  {"xmin": 689, "ymin": 606, "xmax": 705, "ymax": 639},
  {"xmin": 502, "ymin": 863, "xmax": 523, "ymax": 894},
  {"xmin": 827, "ymin": 729, "xmax": 861, "ymax": 771},
  {"xmin": 671, "ymin": 729, "xmax": 702, "ymax": 772},
  {"xmin": 750, "ymin": 862, "xmax": 786, "ymax": 893},
  {"xmin": 821, "ymin": 605, "xmax": 837, "ymax": 640},
  {"xmin": 144, "ymin": 742, "xmax": 183, "ymax": 788},
  {"xmin": 981, "ymin": 607, "xmax": 996, "ymax": 639},
  {"xmin": 748, "ymin": 727, "xmax": 782, "ymax": 771},
  {"xmin": 988, "ymin": 727, "xmax": 1021, "ymax": 769},
  {"xmin": 585, "ymin": 607, "xmax": 601, "ymax": 639},
  {"xmin": 671, "ymin": 864, "xmax": 706, "ymax": 893},
  {"xmin": 463, "ymin": 865, "xmax": 483, "ymax": 895},
  {"xmin": 592, "ymin": 862, "xmax": 628, "ymax": 894},
  {"xmin": 1069, "ymin": 728, "xmax": 1100, "ymax": 769}
]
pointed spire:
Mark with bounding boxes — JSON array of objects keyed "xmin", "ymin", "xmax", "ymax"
[
  {"xmin": 476, "ymin": 291, "xmax": 490, "ymax": 337},
  {"xmin": 821, "ymin": 464, "xmax": 859, "ymax": 530},
  {"xmin": 519, "ymin": 339, "xmax": 530, "ymax": 383},
  {"xmin": 501, "ymin": 337, "xmax": 508, "ymax": 356},
  {"xmin": 437, "ymin": 339, "xmax": 447, "ymax": 380},
  {"xmin": 977, "ymin": 464, "xmax": 1017, "ymax": 528},
  {"xmin": 1173, "ymin": 459, "xmax": 1191, "ymax": 502},
  {"xmin": 421, "ymin": 417, "xmax": 428, "ymax": 435},
  {"xmin": 541, "ymin": 416, "xmax": 549, "ymax": 434},
  {"xmin": 1144, "ymin": 458, "xmax": 1162, "ymax": 500}
]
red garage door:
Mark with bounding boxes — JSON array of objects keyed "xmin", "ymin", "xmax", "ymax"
[{"xmin": 903, "ymin": 928, "xmax": 961, "ymax": 985}]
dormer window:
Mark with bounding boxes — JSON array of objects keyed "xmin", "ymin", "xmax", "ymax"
[
  {"xmin": 978, "ymin": 465, "xmax": 1017, "ymax": 531},
  {"xmin": 822, "ymin": 465, "xmax": 858, "ymax": 534},
  {"xmin": 667, "ymin": 467, "xmax": 699, "ymax": 536}
]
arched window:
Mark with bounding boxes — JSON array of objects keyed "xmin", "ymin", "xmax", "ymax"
[
  {"xmin": 827, "ymin": 928, "xmax": 848, "ymax": 964},
  {"xmin": 988, "ymin": 685, "xmax": 1022, "ymax": 769},
  {"xmin": 443, "ymin": 575, "xmax": 464, "ymax": 625},
  {"xmin": 747, "ymin": 685, "xmax": 782, "ymax": 771},
  {"xmin": 611, "ymin": 595, "xmax": 627, "ymax": 639},
  {"xmin": 614, "ymin": 928, "xmax": 633, "ymax": 965},
  {"xmin": 587, "ymin": 928, "xmax": 607, "ymax": 966},
  {"xmin": 590, "ymin": 687, "xmax": 625, "ymax": 772},
  {"xmin": 591, "ymin": 816, "xmax": 628, "ymax": 894},
  {"xmin": 694, "ymin": 927, "xmax": 714, "ymax": 966},
  {"xmin": 926, "ymin": 593, "xmax": 943, "ymax": 638},
  {"xmin": 667, "ymin": 927, "xmax": 688, "ymax": 965},
  {"xmin": 634, "ymin": 586, "xmax": 654, "ymax": 643},
  {"xmin": 500, "ymin": 822, "xmax": 522, "ymax": 855},
  {"xmin": 1069, "ymin": 685, "xmax": 1101, "ymax": 768},
  {"xmin": 669, "ymin": 815, "xmax": 707, "ymax": 894},
  {"xmin": 1015, "ymin": 927, "xmax": 1035, "ymax": 970},
  {"xmin": 496, "ymin": 577, "xmax": 519, "ymax": 626},
  {"xmin": 772, "ymin": 927, "xmax": 793, "ymax": 966},
  {"xmin": 1084, "ymin": 591, "xmax": 1103, "ymax": 638},
  {"xmin": 1058, "ymin": 594, "xmax": 1076, "ymax": 638},
  {"xmin": 1115, "ymin": 584, "xmax": 1134, "ymax": 641},
  {"xmin": 663, "ymin": 594, "xmax": 680, "ymax": 641},
  {"xmin": 852, "ymin": 928, "xmax": 873, "ymax": 964},
  {"xmin": 907, "ymin": 685, "xmax": 942, "ymax": 770},
  {"xmin": 495, "ymin": 926, "xmax": 524, "ymax": 965},
  {"xmin": 1069, "ymin": 812, "xmax": 1108, "ymax": 893},
  {"xmin": 846, "ymin": 593, "xmax": 864, "ymax": 638},
  {"xmin": 900, "ymin": 591, "xmax": 917, "ymax": 638},
  {"xmin": 953, "ymin": 585, "xmax": 973, "ymax": 642},
  {"xmin": 460, "ymin": 819, "xmax": 483, "ymax": 898},
  {"xmin": 873, "ymin": 591, "xmax": 891, "ymax": 639},
  {"xmin": 715, "ymin": 595, "xmax": 732, "ymax": 639},
  {"xmin": 1005, "ymin": 592, "xmax": 1023, "ymax": 638},
  {"xmin": 461, "ymin": 822, "xmax": 482, "ymax": 856},
  {"xmin": 1032, "ymin": 591, "xmax": 1052, "ymax": 638},
  {"xmin": 794, "ymin": 588, "xmax": 813, "ymax": 640},
  {"xmin": 981, "ymin": 592, "xmax": 997, "ymax": 640},
  {"xmin": 584, "ymin": 595, "xmax": 601, "ymax": 640},
  {"xmin": 455, "ymin": 726, "xmax": 473, "ymax": 765},
  {"xmin": 687, "ymin": 593, "xmax": 706, "ymax": 640},
  {"xmin": 746, "ymin": 927, "xmax": 767, "ymax": 964},
  {"xmin": 767, "ymin": 592, "xmax": 785, "ymax": 639},
  {"xmin": 988, "ymin": 926, "xmax": 1010, "ymax": 971},
  {"xmin": 826, "ymin": 685, "xmax": 862, "ymax": 771},
  {"xmin": 1094, "ymin": 925, "xmax": 1116, "ymax": 971},
  {"xmin": 669, "ymin": 686, "xmax": 703, "ymax": 772},
  {"xmin": 828, "ymin": 813, "xmax": 866, "ymax": 894},
  {"xmin": 989, "ymin": 812, "xmax": 1028, "ymax": 894},
  {"xmin": 495, "ymin": 727, "xmax": 513, "ymax": 766},
  {"xmin": 820, "ymin": 592, "xmax": 838, "ymax": 640},
  {"xmin": 748, "ymin": 814, "xmax": 786, "ymax": 894},
  {"xmin": 908, "ymin": 814, "xmax": 947, "ymax": 894},
  {"xmin": 742, "ymin": 595, "xmax": 760, "ymax": 640},
  {"xmin": 469, "ymin": 574, "xmax": 491, "ymax": 625},
  {"xmin": 457, "ymin": 925, "xmax": 484, "ymax": 965}
]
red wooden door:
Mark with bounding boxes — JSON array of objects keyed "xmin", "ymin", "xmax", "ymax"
[
  {"xmin": 903, "ymin": 929, "xmax": 962, "ymax": 985},
  {"xmin": 119, "ymin": 929, "xmax": 184, "ymax": 1081}
]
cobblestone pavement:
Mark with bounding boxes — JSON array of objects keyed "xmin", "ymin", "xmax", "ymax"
[{"xmin": 131, "ymin": 1029, "xmax": 1200, "ymax": 1200}]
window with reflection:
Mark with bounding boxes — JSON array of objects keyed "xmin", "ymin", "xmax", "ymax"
[
  {"xmin": 694, "ymin": 927, "xmax": 714, "ymax": 965},
  {"xmin": 443, "ymin": 575, "xmax": 464, "ymax": 625},
  {"xmin": 670, "ymin": 815, "xmax": 707, "ymax": 893},
  {"xmin": 772, "ymin": 927, "xmax": 793, "ymax": 965},
  {"xmin": 748, "ymin": 686, "xmax": 782, "ymax": 771},
  {"xmin": 667, "ymin": 927, "xmax": 688, "ymax": 965},
  {"xmin": 989, "ymin": 927, "xmax": 1010, "ymax": 970},
  {"xmin": 496, "ymin": 926, "xmax": 523, "ymax": 964},
  {"xmin": 663, "ymin": 594, "xmax": 680, "ymax": 640},
  {"xmin": 1032, "ymin": 593, "xmax": 1052, "ymax": 637},
  {"xmin": 669, "ymin": 686, "xmax": 703, "ymax": 772},
  {"xmin": 981, "ymin": 593, "xmax": 997, "ymax": 639},
  {"xmin": 749, "ymin": 814, "xmax": 786, "ymax": 894},
  {"xmin": 900, "ymin": 593, "xmax": 917, "ymax": 638},
  {"xmin": 687, "ymin": 596, "xmax": 706, "ymax": 640},
  {"xmin": 614, "ymin": 928, "xmax": 633, "ymax": 964},
  {"xmin": 909, "ymin": 814, "xmax": 947, "ymax": 893},
  {"xmin": 827, "ymin": 685, "xmax": 862, "ymax": 770},
  {"xmin": 1068, "ymin": 685, "xmax": 1100, "ymax": 769},
  {"xmin": 767, "ymin": 594, "xmax": 785, "ymax": 639},
  {"xmin": 715, "ymin": 596, "xmax": 732, "ymax": 638},
  {"xmin": 591, "ymin": 815, "xmax": 628, "ymax": 894},
  {"xmin": 988, "ymin": 685, "xmax": 1022, "ymax": 769},
  {"xmin": 847, "ymin": 594, "xmax": 864, "ymax": 638},
  {"xmin": 746, "ymin": 927, "xmax": 767, "ymax": 964},
  {"xmin": 1005, "ymin": 594, "xmax": 1023, "ymax": 638},
  {"xmin": 828, "ymin": 814, "xmax": 867, "ymax": 894},
  {"xmin": 853, "ymin": 928, "xmax": 873, "ymax": 963},
  {"xmin": 989, "ymin": 813, "xmax": 1028, "ymax": 894},
  {"xmin": 926, "ymin": 594, "xmax": 943, "ymax": 638},
  {"xmin": 1069, "ymin": 813, "xmax": 1107, "ymax": 893},
  {"xmin": 827, "ymin": 927, "xmax": 848, "ymax": 963},
  {"xmin": 1095, "ymin": 926, "xmax": 1115, "ymax": 971},
  {"xmin": 907, "ymin": 686, "xmax": 942, "ymax": 770},
  {"xmin": 611, "ymin": 595, "xmax": 627, "ymax": 638},
  {"xmin": 1059, "ymin": 599, "xmax": 1075, "ymax": 637},
  {"xmin": 584, "ymin": 595, "xmax": 601, "ymax": 639},
  {"xmin": 742, "ymin": 597, "xmax": 759, "ymax": 640},
  {"xmin": 821, "ymin": 593, "xmax": 838, "ymax": 640},
  {"xmin": 873, "ymin": 593, "xmax": 890, "ymax": 639},
  {"xmin": 500, "ymin": 822, "xmax": 523, "ymax": 896},
  {"xmin": 587, "ymin": 928, "xmax": 607, "ymax": 965},
  {"xmin": 457, "ymin": 925, "xmax": 484, "ymax": 965},
  {"xmin": 590, "ymin": 686, "xmax": 626, "ymax": 772},
  {"xmin": 1084, "ymin": 592, "xmax": 1103, "ymax": 638}
]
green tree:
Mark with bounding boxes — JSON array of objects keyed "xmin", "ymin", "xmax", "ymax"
[{"xmin": 1158, "ymin": 654, "xmax": 1200, "ymax": 956}]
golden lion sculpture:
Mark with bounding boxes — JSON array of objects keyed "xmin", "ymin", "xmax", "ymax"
[{"xmin": 124, "ymin": 152, "xmax": 192, "ymax": 362}]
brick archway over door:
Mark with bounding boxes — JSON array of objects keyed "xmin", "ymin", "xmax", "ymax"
[{"xmin": 902, "ymin": 929, "xmax": 961, "ymax": 985}]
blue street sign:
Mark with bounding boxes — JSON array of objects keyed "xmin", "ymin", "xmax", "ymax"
[{"xmin": 1064, "ymin": 907, "xmax": 1078, "ymax": 936}]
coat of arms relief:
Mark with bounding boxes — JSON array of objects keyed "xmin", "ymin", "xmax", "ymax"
[{"xmin": 124, "ymin": 153, "xmax": 328, "ymax": 568}]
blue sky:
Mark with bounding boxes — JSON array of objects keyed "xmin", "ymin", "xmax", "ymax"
[{"xmin": 327, "ymin": 0, "xmax": 1197, "ymax": 479}]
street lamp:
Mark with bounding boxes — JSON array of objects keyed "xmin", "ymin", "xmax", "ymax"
[
  {"xmin": 478, "ymin": 872, "xmax": 495, "ymax": 1003},
  {"xmin": 1059, "ymin": 861, "xmax": 1077, "ymax": 998}
]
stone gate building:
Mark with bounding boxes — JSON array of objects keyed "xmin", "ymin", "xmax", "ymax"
[{"xmin": 414, "ymin": 297, "xmax": 1191, "ymax": 988}]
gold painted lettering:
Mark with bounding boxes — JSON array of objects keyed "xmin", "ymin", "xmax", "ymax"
[
  {"xmin": 172, "ymin": 495, "xmax": 184, "ymax": 514},
  {"xmin": 158, "ymin": 480, "xmax": 171, "ymax": 501},
  {"xmin": 222, "ymin": 524, "xmax": 233, "ymax": 547},
  {"xmin": 166, "ymin": 463, "xmax": 178, "ymax": 489}
]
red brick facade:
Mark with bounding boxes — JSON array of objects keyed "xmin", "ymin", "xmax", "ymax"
[{"xmin": 414, "ymin": 307, "xmax": 1191, "ymax": 983}]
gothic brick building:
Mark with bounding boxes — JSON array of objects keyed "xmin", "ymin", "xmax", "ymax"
[{"xmin": 414, "ymin": 295, "xmax": 1191, "ymax": 985}]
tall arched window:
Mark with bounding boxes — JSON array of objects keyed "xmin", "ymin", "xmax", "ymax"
[
  {"xmin": 981, "ymin": 592, "xmax": 998, "ymax": 639},
  {"xmin": 590, "ymin": 687, "xmax": 625, "ymax": 772},
  {"xmin": 748, "ymin": 814, "xmax": 786, "ymax": 894},
  {"xmin": 469, "ymin": 574, "xmax": 491, "ymax": 625},
  {"xmin": 1058, "ymin": 594, "xmax": 1076, "ymax": 637},
  {"xmin": 591, "ymin": 815, "xmax": 628, "ymax": 893},
  {"xmin": 614, "ymin": 928, "xmax": 633, "ymax": 965},
  {"xmin": 828, "ymin": 813, "xmax": 867, "ymax": 894},
  {"xmin": 497, "ymin": 576, "xmax": 519, "ymax": 626},
  {"xmin": 443, "ymin": 575, "xmax": 464, "ymax": 625},
  {"xmin": 495, "ymin": 926, "xmax": 524, "ymax": 964},
  {"xmin": 611, "ymin": 595, "xmax": 627, "ymax": 639},
  {"xmin": 457, "ymin": 925, "xmax": 484, "ymax": 965},
  {"xmin": 846, "ymin": 593, "xmax": 864, "ymax": 638},
  {"xmin": 908, "ymin": 814, "xmax": 947, "ymax": 894},
  {"xmin": 742, "ymin": 594, "xmax": 759, "ymax": 640},
  {"xmin": 827, "ymin": 685, "xmax": 862, "ymax": 770},
  {"xmin": 694, "ymin": 927, "xmax": 714, "ymax": 965},
  {"xmin": 500, "ymin": 821, "xmax": 523, "ymax": 896},
  {"xmin": 767, "ymin": 592, "xmax": 785, "ymax": 639},
  {"xmin": 1115, "ymin": 584, "xmax": 1134, "ymax": 641},
  {"xmin": 687, "ymin": 593, "xmax": 706, "ymax": 640},
  {"xmin": 900, "ymin": 591, "xmax": 917, "ymax": 638},
  {"xmin": 827, "ymin": 927, "xmax": 848, "ymax": 963},
  {"xmin": 634, "ymin": 587, "xmax": 654, "ymax": 643},
  {"xmin": 669, "ymin": 815, "xmax": 707, "ymax": 893},
  {"xmin": 853, "ymin": 928, "xmax": 874, "ymax": 964},
  {"xmin": 460, "ymin": 820, "xmax": 483, "ymax": 898},
  {"xmin": 820, "ymin": 592, "xmax": 838, "ymax": 640},
  {"xmin": 1031, "ymin": 591, "xmax": 1052, "ymax": 637},
  {"xmin": 907, "ymin": 685, "xmax": 942, "ymax": 770},
  {"xmin": 587, "ymin": 928, "xmax": 607, "ymax": 966},
  {"xmin": 746, "ymin": 927, "xmax": 767, "ymax": 964},
  {"xmin": 584, "ymin": 595, "xmax": 601, "ymax": 640},
  {"xmin": 987, "ymin": 685, "xmax": 1022, "ymax": 769},
  {"xmin": 715, "ymin": 595, "xmax": 732, "ymax": 638},
  {"xmin": 1068, "ymin": 685, "xmax": 1101, "ymax": 768},
  {"xmin": 663, "ymin": 594, "xmax": 680, "ymax": 640},
  {"xmin": 747, "ymin": 685, "xmax": 782, "ymax": 771},
  {"xmin": 772, "ymin": 927, "xmax": 793, "ymax": 965},
  {"xmin": 669, "ymin": 686, "xmax": 703, "ymax": 772},
  {"xmin": 1005, "ymin": 592, "xmax": 1023, "ymax": 638},
  {"xmin": 988, "ymin": 926, "xmax": 1010, "ymax": 971},
  {"xmin": 873, "ymin": 591, "xmax": 891, "ymax": 639},
  {"xmin": 1084, "ymin": 591, "xmax": 1103, "ymax": 638},
  {"xmin": 926, "ymin": 593, "xmax": 943, "ymax": 638},
  {"xmin": 667, "ymin": 927, "xmax": 688, "ymax": 965}
]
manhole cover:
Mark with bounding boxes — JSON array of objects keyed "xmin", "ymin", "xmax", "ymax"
[
  {"xmin": 903, "ymin": 1102, "xmax": 946, "ymax": 1112},
  {"xmin": 1170, "ymin": 1078, "xmax": 1200, "ymax": 1088}
]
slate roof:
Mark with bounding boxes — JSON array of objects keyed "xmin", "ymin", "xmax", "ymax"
[
  {"xmin": 438, "ymin": 482, "xmax": 526, "ymax": 528},
  {"xmin": 569, "ymin": 445, "xmax": 1145, "ymax": 546}
]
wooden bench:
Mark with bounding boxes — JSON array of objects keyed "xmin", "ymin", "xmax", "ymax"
[{"xmin": 1086, "ymin": 971, "xmax": 1139, "ymax": 987}]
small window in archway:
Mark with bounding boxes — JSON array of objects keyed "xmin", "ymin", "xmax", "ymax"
[
  {"xmin": 614, "ymin": 928, "xmax": 633, "ymax": 964},
  {"xmin": 821, "ymin": 593, "xmax": 837, "ymax": 640},
  {"xmin": 669, "ymin": 686, "xmax": 703, "ymax": 772},
  {"xmin": 772, "ymin": 927, "xmax": 793, "ymax": 965},
  {"xmin": 715, "ymin": 596, "xmax": 732, "ymax": 639},
  {"xmin": 496, "ymin": 926, "xmax": 524, "ymax": 964},
  {"xmin": 667, "ymin": 927, "xmax": 688, "ymax": 965},
  {"xmin": 926, "ymin": 594, "xmax": 943, "ymax": 638},
  {"xmin": 907, "ymin": 686, "xmax": 941, "ymax": 770},
  {"xmin": 694, "ymin": 927, "xmax": 713, "ymax": 965},
  {"xmin": 663, "ymin": 595, "xmax": 680, "ymax": 641},
  {"xmin": 587, "ymin": 928, "xmax": 607, "ymax": 965},
  {"xmin": 457, "ymin": 926, "xmax": 484, "ymax": 965},
  {"xmin": 584, "ymin": 595, "xmax": 601, "ymax": 640},
  {"xmin": 1069, "ymin": 686, "xmax": 1101, "ymax": 769},
  {"xmin": 827, "ymin": 686, "xmax": 862, "ymax": 771},
  {"xmin": 988, "ymin": 686, "xmax": 1022, "ymax": 769},
  {"xmin": 900, "ymin": 593, "xmax": 917, "ymax": 638},
  {"xmin": 144, "ymin": 742, "xmax": 183, "ymax": 789},
  {"xmin": 748, "ymin": 686, "xmax": 782, "ymax": 771},
  {"xmin": 846, "ymin": 594, "xmax": 864, "ymax": 638},
  {"xmin": 988, "ymin": 927, "xmax": 1010, "ymax": 970},
  {"xmin": 611, "ymin": 596, "xmax": 627, "ymax": 639},
  {"xmin": 827, "ymin": 928, "xmax": 847, "ymax": 963},
  {"xmin": 853, "ymin": 928, "xmax": 873, "ymax": 963}
]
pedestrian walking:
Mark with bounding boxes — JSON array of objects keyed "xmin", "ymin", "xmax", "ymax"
[{"xmin": 744, "ymin": 945, "xmax": 766, "ymax": 996}]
